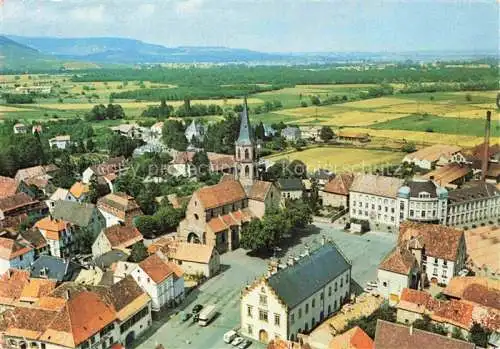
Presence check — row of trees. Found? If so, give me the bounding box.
[85,103,125,121]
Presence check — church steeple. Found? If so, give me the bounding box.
[235,97,256,187]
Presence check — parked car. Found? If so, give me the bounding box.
[367,281,378,288]
[192,304,203,314]
[192,313,199,323]
[223,330,238,344]
[232,337,243,346]
[180,312,191,322]
[238,340,252,349]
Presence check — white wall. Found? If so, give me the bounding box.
[92,233,111,259]
[98,208,123,228]
[350,192,398,227]
[377,269,409,304]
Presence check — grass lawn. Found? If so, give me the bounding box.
[264,146,405,173]
[370,114,500,137]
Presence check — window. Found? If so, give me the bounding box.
[41,344,46,349]
[259,309,268,322]
[334,282,337,292]
[409,210,414,217]
[312,299,316,308]
[421,211,426,218]
[340,278,343,287]
[247,305,253,317]
[259,294,267,306]
[298,308,302,318]
[346,274,349,283]
[291,314,295,325]
[328,286,332,296]
[194,213,199,220]
[274,313,280,326]
[433,268,438,276]
[382,281,387,287]
[320,292,324,300]
[247,324,253,335]
[443,260,447,266]
[305,303,309,314]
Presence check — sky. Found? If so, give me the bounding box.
[1,0,498,53]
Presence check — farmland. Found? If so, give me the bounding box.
[264,147,405,172]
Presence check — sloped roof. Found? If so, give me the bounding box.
[0,176,18,198]
[166,242,216,264]
[139,254,183,284]
[448,181,499,204]
[247,180,273,201]
[20,229,48,249]
[0,269,30,304]
[20,279,56,301]
[52,201,97,227]
[236,101,253,146]
[421,163,471,187]
[404,144,462,162]
[15,164,58,182]
[267,243,350,309]
[443,277,500,310]
[464,226,500,275]
[97,192,142,218]
[328,326,373,349]
[350,174,404,198]
[195,179,247,209]
[103,225,143,248]
[323,173,355,196]
[89,156,126,176]
[0,237,33,260]
[30,255,82,282]
[69,182,89,199]
[374,320,473,349]
[49,187,69,201]
[277,178,304,191]
[398,222,463,261]
[0,192,38,212]
[378,247,416,275]
[35,216,68,233]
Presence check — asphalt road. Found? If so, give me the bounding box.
[133,224,396,349]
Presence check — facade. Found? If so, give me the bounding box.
[52,201,106,237]
[46,187,69,212]
[13,123,27,134]
[0,193,47,225]
[446,182,500,226]
[150,121,164,140]
[110,123,143,139]
[320,173,355,208]
[397,179,448,225]
[97,192,143,227]
[0,237,35,275]
[92,225,143,258]
[67,181,90,203]
[402,144,465,170]
[185,120,204,144]
[277,178,304,203]
[82,157,127,192]
[349,174,404,228]
[281,126,301,142]
[34,216,74,258]
[169,151,235,178]
[130,254,184,311]
[235,102,257,188]
[240,243,351,343]
[48,135,71,149]
[247,180,280,218]
[298,126,322,141]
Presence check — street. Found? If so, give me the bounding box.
[133,224,396,349]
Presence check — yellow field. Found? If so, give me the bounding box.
[340,97,415,109]
[265,147,405,172]
[34,97,264,110]
[449,91,499,99]
[343,127,489,147]
[0,105,35,112]
[442,108,496,119]
[378,102,474,115]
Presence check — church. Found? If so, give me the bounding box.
[177,101,280,253]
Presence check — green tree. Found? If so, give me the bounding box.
[192,151,210,180]
[240,210,290,251]
[287,159,307,179]
[108,134,142,158]
[134,215,160,238]
[310,95,321,106]
[451,327,465,341]
[284,199,313,229]
[320,126,334,141]
[136,186,157,215]
[344,303,396,339]
[74,227,95,254]
[468,322,491,347]
[402,142,417,153]
[162,120,188,151]
[129,242,148,263]
[255,122,265,140]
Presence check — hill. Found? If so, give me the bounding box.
[7,35,288,64]
[0,36,64,71]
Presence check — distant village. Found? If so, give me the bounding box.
[0,102,499,349]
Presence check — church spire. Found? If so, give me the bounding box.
[236,97,253,146]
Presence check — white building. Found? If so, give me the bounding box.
[281,126,301,142]
[185,120,204,144]
[12,123,27,134]
[129,254,184,311]
[66,181,90,203]
[34,216,74,258]
[92,225,143,259]
[397,179,448,225]
[0,237,35,275]
[402,144,465,170]
[48,135,71,150]
[150,121,164,141]
[277,178,304,203]
[45,187,69,212]
[349,174,404,229]
[240,242,351,343]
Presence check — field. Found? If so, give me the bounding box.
[264,147,405,172]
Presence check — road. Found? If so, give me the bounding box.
[133,224,396,349]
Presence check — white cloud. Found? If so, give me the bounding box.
[175,0,204,15]
[69,4,105,22]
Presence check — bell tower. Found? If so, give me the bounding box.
[235,98,256,188]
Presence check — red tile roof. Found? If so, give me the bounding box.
[0,237,33,260]
[195,179,247,209]
[324,173,355,196]
[247,180,273,201]
[432,300,474,329]
[378,247,416,275]
[0,192,38,213]
[0,269,30,304]
[0,176,18,198]
[398,222,463,261]
[139,254,183,284]
[104,225,143,248]
[329,326,374,349]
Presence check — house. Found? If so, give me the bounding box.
[97,192,144,227]
[67,181,90,203]
[132,141,168,157]
[95,249,130,270]
[377,247,420,304]
[349,174,404,229]
[310,169,334,189]
[34,216,74,258]
[0,193,47,227]
[32,124,43,134]
[169,151,236,178]
[421,163,471,189]
[14,164,59,183]
[464,226,500,277]
[281,126,301,142]
[92,225,143,258]
[0,176,18,199]
[240,243,352,343]
[247,180,281,218]
[0,275,152,349]
[48,135,71,149]
[153,239,220,278]
[0,237,35,275]
[30,255,82,282]
[402,144,465,170]
[336,130,370,143]
[177,179,254,252]
[397,179,448,225]
[19,228,49,258]
[150,121,164,140]
[129,254,184,311]
[327,326,374,349]
[442,276,500,304]
[185,119,204,144]
[398,222,466,286]
[45,187,69,212]
[446,181,500,227]
[277,178,304,202]
[263,124,277,138]
[82,156,127,192]
[299,126,322,141]
[52,200,106,237]
[12,123,27,134]
[321,173,355,208]
[373,319,474,349]
[110,123,143,139]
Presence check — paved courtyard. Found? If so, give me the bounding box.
[133,224,396,349]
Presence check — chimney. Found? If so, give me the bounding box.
[287,255,295,267]
[304,244,310,256]
[64,289,71,300]
[481,111,491,181]
[409,325,413,336]
[321,235,326,246]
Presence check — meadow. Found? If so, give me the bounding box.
[264,147,405,172]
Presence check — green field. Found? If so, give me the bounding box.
[370,114,500,137]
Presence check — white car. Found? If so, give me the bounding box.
[224,330,237,344]
[367,281,378,288]
[232,337,244,346]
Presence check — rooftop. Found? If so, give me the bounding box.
[443,276,500,310]
[277,178,304,191]
[139,254,183,284]
[404,144,462,163]
[421,163,471,187]
[323,173,355,196]
[195,179,247,209]
[68,181,90,199]
[0,192,38,213]
[30,255,82,282]
[464,225,500,275]
[236,101,253,146]
[0,176,18,199]
[247,181,274,201]
[52,201,98,227]
[0,237,33,260]
[378,247,416,275]
[350,174,404,198]
[328,326,374,349]
[448,181,499,204]
[159,241,216,264]
[103,225,143,249]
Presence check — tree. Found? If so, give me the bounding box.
[240,209,290,251]
[74,227,95,254]
[255,122,265,140]
[162,120,188,151]
[192,151,210,180]
[129,242,148,263]
[284,200,313,229]
[136,186,157,215]
[86,176,110,204]
[402,142,417,153]
[451,327,465,341]
[287,159,307,179]
[344,303,396,339]
[86,138,95,152]
[134,215,160,238]
[156,203,184,232]
[108,134,142,158]
[310,95,321,106]
[468,322,491,347]
[319,126,334,142]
